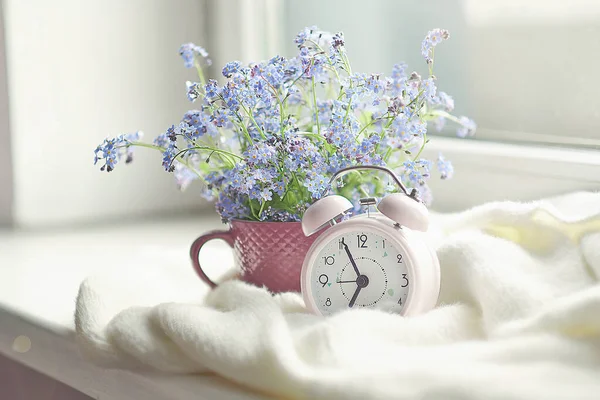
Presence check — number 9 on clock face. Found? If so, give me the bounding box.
[308,230,410,316]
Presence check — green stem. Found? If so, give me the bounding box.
[284,69,312,106]
[359,185,370,198]
[304,38,344,98]
[305,39,342,81]
[248,201,259,220]
[214,93,252,146]
[127,142,205,182]
[341,51,353,76]
[343,96,352,126]
[312,76,321,135]
[261,76,286,136]
[425,109,462,124]
[169,146,243,170]
[194,60,207,86]
[383,147,393,163]
[428,48,435,77]
[240,102,266,139]
[413,133,428,161]
[233,110,254,145]
[281,183,292,202]
[406,89,425,110]
[355,114,393,139]
[297,131,327,143]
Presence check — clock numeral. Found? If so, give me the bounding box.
[397,254,403,263]
[401,273,409,288]
[318,274,329,287]
[357,234,368,248]
[323,255,335,265]
[325,298,332,307]
[382,239,386,249]
[398,297,402,305]
[339,239,344,250]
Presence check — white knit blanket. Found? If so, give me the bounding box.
[75,192,600,399]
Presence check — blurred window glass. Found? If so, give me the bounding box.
[282,0,600,149]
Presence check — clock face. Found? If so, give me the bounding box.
[309,230,410,316]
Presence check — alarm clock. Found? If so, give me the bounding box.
[300,165,440,316]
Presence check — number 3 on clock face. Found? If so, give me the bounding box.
[308,230,410,316]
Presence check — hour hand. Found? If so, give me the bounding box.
[341,238,360,277]
[349,286,362,308]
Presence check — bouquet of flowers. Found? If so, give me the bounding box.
[94,27,475,222]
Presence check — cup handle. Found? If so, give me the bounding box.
[190,229,234,288]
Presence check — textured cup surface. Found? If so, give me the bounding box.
[190,220,321,293]
[230,220,319,293]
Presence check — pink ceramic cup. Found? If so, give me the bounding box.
[190,220,320,293]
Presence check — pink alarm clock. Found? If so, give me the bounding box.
[300,165,440,316]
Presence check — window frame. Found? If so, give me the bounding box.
[424,137,600,211]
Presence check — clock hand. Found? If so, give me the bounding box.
[336,280,357,284]
[349,285,362,308]
[341,237,361,277]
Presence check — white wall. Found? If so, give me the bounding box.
[0,3,12,226]
[205,0,283,76]
[4,0,209,228]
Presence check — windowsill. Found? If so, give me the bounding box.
[0,214,267,400]
[424,137,600,211]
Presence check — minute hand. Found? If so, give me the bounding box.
[342,239,361,277]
